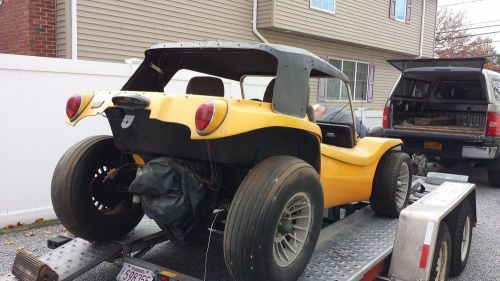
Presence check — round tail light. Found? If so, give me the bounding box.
[66,95,82,120]
[195,101,215,133]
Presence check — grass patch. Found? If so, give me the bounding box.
[0,219,61,235]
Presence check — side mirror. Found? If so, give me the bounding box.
[367,125,385,138]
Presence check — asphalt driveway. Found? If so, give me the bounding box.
[1,164,499,281]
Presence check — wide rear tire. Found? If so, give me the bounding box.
[224,156,323,281]
[51,136,144,242]
[370,151,412,218]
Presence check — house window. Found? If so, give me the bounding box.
[326,58,369,101]
[310,0,336,14]
[394,0,407,21]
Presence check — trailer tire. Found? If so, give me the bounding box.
[51,136,144,242]
[487,170,500,187]
[449,201,473,276]
[224,156,323,281]
[430,223,452,281]
[370,152,412,218]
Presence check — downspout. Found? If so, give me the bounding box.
[71,0,77,60]
[252,0,269,43]
[416,0,426,58]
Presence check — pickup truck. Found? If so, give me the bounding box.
[383,58,500,187]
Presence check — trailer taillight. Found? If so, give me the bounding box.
[382,105,391,129]
[195,100,228,135]
[486,112,500,137]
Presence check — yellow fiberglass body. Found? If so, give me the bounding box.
[71,90,402,210]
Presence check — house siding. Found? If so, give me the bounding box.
[261,30,407,110]
[75,0,259,62]
[267,0,434,57]
[55,0,70,58]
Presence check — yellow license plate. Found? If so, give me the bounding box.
[424,142,443,151]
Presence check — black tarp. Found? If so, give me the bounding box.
[129,157,218,242]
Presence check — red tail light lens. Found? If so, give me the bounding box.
[66,95,82,120]
[486,112,500,136]
[195,101,215,133]
[382,105,390,129]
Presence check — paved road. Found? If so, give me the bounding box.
[1,165,499,281]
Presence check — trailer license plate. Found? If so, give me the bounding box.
[117,263,154,281]
[424,142,443,151]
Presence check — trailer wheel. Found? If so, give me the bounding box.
[51,136,144,242]
[430,223,452,281]
[224,156,323,281]
[487,169,500,188]
[370,152,412,218]
[449,201,473,276]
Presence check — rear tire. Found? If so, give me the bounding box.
[51,136,144,242]
[449,201,473,276]
[487,169,500,187]
[370,152,412,218]
[224,156,323,281]
[430,223,451,281]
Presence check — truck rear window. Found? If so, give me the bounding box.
[435,80,483,100]
[393,78,430,98]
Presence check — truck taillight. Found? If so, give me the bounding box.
[382,105,391,129]
[195,100,228,135]
[486,112,500,137]
[66,95,82,121]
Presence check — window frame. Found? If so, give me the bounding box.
[394,0,407,22]
[325,57,370,102]
[309,0,336,14]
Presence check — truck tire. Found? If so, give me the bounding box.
[370,152,412,218]
[449,201,473,276]
[51,136,144,242]
[430,222,451,281]
[487,170,500,187]
[224,156,323,281]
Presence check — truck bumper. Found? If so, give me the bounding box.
[462,146,498,159]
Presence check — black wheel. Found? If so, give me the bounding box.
[370,152,412,218]
[224,156,323,281]
[487,169,500,187]
[430,223,452,281]
[449,201,473,276]
[51,136,144,242]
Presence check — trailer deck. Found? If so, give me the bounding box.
[1,173,476,281]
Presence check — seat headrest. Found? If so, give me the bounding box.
[186,76,225,97]
[263,79,275,103]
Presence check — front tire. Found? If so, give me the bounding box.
[370,152,412,218]
[224,156,323,281]
[51,136,144,242]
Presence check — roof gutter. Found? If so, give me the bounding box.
[416,0,426,58]
[252,0,269,43]
[71,0,77,60]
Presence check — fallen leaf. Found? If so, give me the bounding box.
[16,222,23,226]
[4,225,15,229]
[3,240,14,245]
[34,218,45,223]
[24,232,34,237]
[16,246,24,251]
[44,231,53,235]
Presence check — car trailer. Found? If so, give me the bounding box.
[1,172,476,281]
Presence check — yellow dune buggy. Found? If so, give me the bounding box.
[52,42,411,281]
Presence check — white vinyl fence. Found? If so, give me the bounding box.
[0,54,381,227]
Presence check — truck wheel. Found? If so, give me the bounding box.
[449,201,473,276]
[430,223,451,281]
[487,170,500,187]
[224,156,323,281]
[370,152,412,218]
[51,136,144,242]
